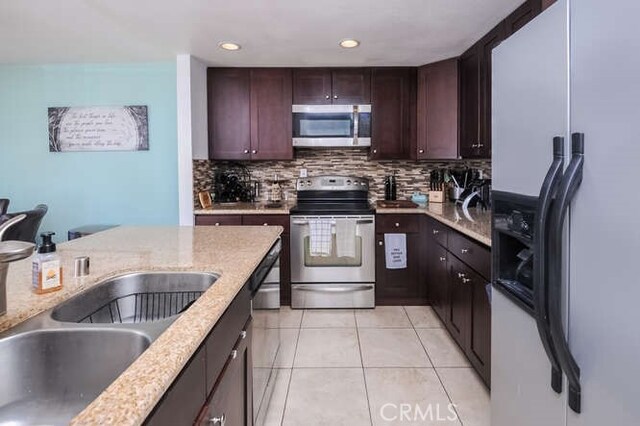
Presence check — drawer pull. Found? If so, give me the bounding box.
[214,223,220,226]
[230,349,238,360]
[432,229,439,235]
[462,277,471,284]
[457,272,466,279]
[378,241,383,246]
[263,223,269,226]
[240,330,247,339]
[439,256,446,262]
[395,223,400,227]
[209,414,226,425]
[461,248,469,254]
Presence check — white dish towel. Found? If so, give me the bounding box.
[335,218,357,258]
[384,233,407,269]
[309,219,333,257]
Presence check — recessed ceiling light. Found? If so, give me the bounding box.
[218,42,241,51]
[339,39,360,49]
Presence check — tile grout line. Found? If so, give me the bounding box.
[279,309,303,426]
[354,309,375,426]
[409,306,465,426]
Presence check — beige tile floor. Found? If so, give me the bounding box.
[265,306,490,426]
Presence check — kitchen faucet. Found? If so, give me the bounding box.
[0,215,36,316]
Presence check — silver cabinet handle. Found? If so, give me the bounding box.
[214,222,220,226]
[209,414,226,425]
[419,149,424,154]
[252,150,257,154]
[432,229,439,235]
[439,256,446,262]
[230,350,238,360]
[395,223,400,227]
[263,223,269,226]
[325,95,330,99]
[243,149,249,154]
[334,95,338,99]
[378,241,383,246]
[240,330,247,339]
[372,149,377,154]
[458,272,466,278]
[462,277,471,284]
[461,248,469,254]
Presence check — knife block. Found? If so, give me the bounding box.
[428,189,446,203]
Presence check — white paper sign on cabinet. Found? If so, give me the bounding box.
[48,106,149,152]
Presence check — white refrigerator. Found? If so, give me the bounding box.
[491,0,640,425]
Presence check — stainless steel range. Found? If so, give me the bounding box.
[290,176,375,308]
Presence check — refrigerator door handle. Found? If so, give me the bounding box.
[533,136,565,394]
[548,132,585,414]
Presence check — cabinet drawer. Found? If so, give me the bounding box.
[426,217,448,248]
[449,231,491,280]
[376,214,420,233]
[205,284,251,394]
[195,215,242,226]
[242,214,290,234]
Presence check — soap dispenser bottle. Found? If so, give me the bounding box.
[32,232,63,294]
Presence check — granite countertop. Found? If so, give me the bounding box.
[194,201,292,215]
[1,226,282,425]
[376,203,492,247]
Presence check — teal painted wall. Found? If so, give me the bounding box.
[0,63,178,240]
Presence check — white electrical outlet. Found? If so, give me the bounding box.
[300,168,308,178]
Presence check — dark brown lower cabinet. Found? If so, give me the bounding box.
[196,319,253,426]
[423,216,491,387]
[145,284,252,425]
[375,214,426,305]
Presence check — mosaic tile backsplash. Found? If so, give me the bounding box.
[194,149,491,205]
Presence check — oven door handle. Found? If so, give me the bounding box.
[293,284,374,293]
[291,219,373,226]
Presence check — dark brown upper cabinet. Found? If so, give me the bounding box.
[292,68,370,105]
[417,58,459,160]
[370,67,417,160]
[207,68,252,160]
[459,47,481,159]
[505,0,542,37]
[249,69,293,160]
[208,68,293,161]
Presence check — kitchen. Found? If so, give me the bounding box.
[0,0,638,425]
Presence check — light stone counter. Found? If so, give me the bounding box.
[0,226,282,425]
[376,203,492,247]
[194,202,292,215]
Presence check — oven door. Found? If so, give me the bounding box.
[290,215,375,283]
[292,105,371,147]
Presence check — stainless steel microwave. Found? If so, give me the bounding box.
[292,104,371,148]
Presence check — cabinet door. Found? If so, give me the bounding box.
[447,256,472,348]
[197,320,252,426]
[331,68,371,104]
[417,59,459,159]
[375,231,423,305]
[478,23,506,159]
[292,68,332,104]
[428,243,450,321]
[208,69,251,160]
[370,68,417,160]
[458,47,481,159]
[250,69,293,160]
[469,268,491,385]
[504,0,542,37]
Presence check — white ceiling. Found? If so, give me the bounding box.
[0,0,524,66]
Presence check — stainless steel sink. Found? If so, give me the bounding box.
[52,272,218,324]
[0,271,219,424]
[0,328,150,425]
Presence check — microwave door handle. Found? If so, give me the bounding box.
[353,105,359,146]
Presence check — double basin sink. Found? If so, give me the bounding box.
[0,271,218,425]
